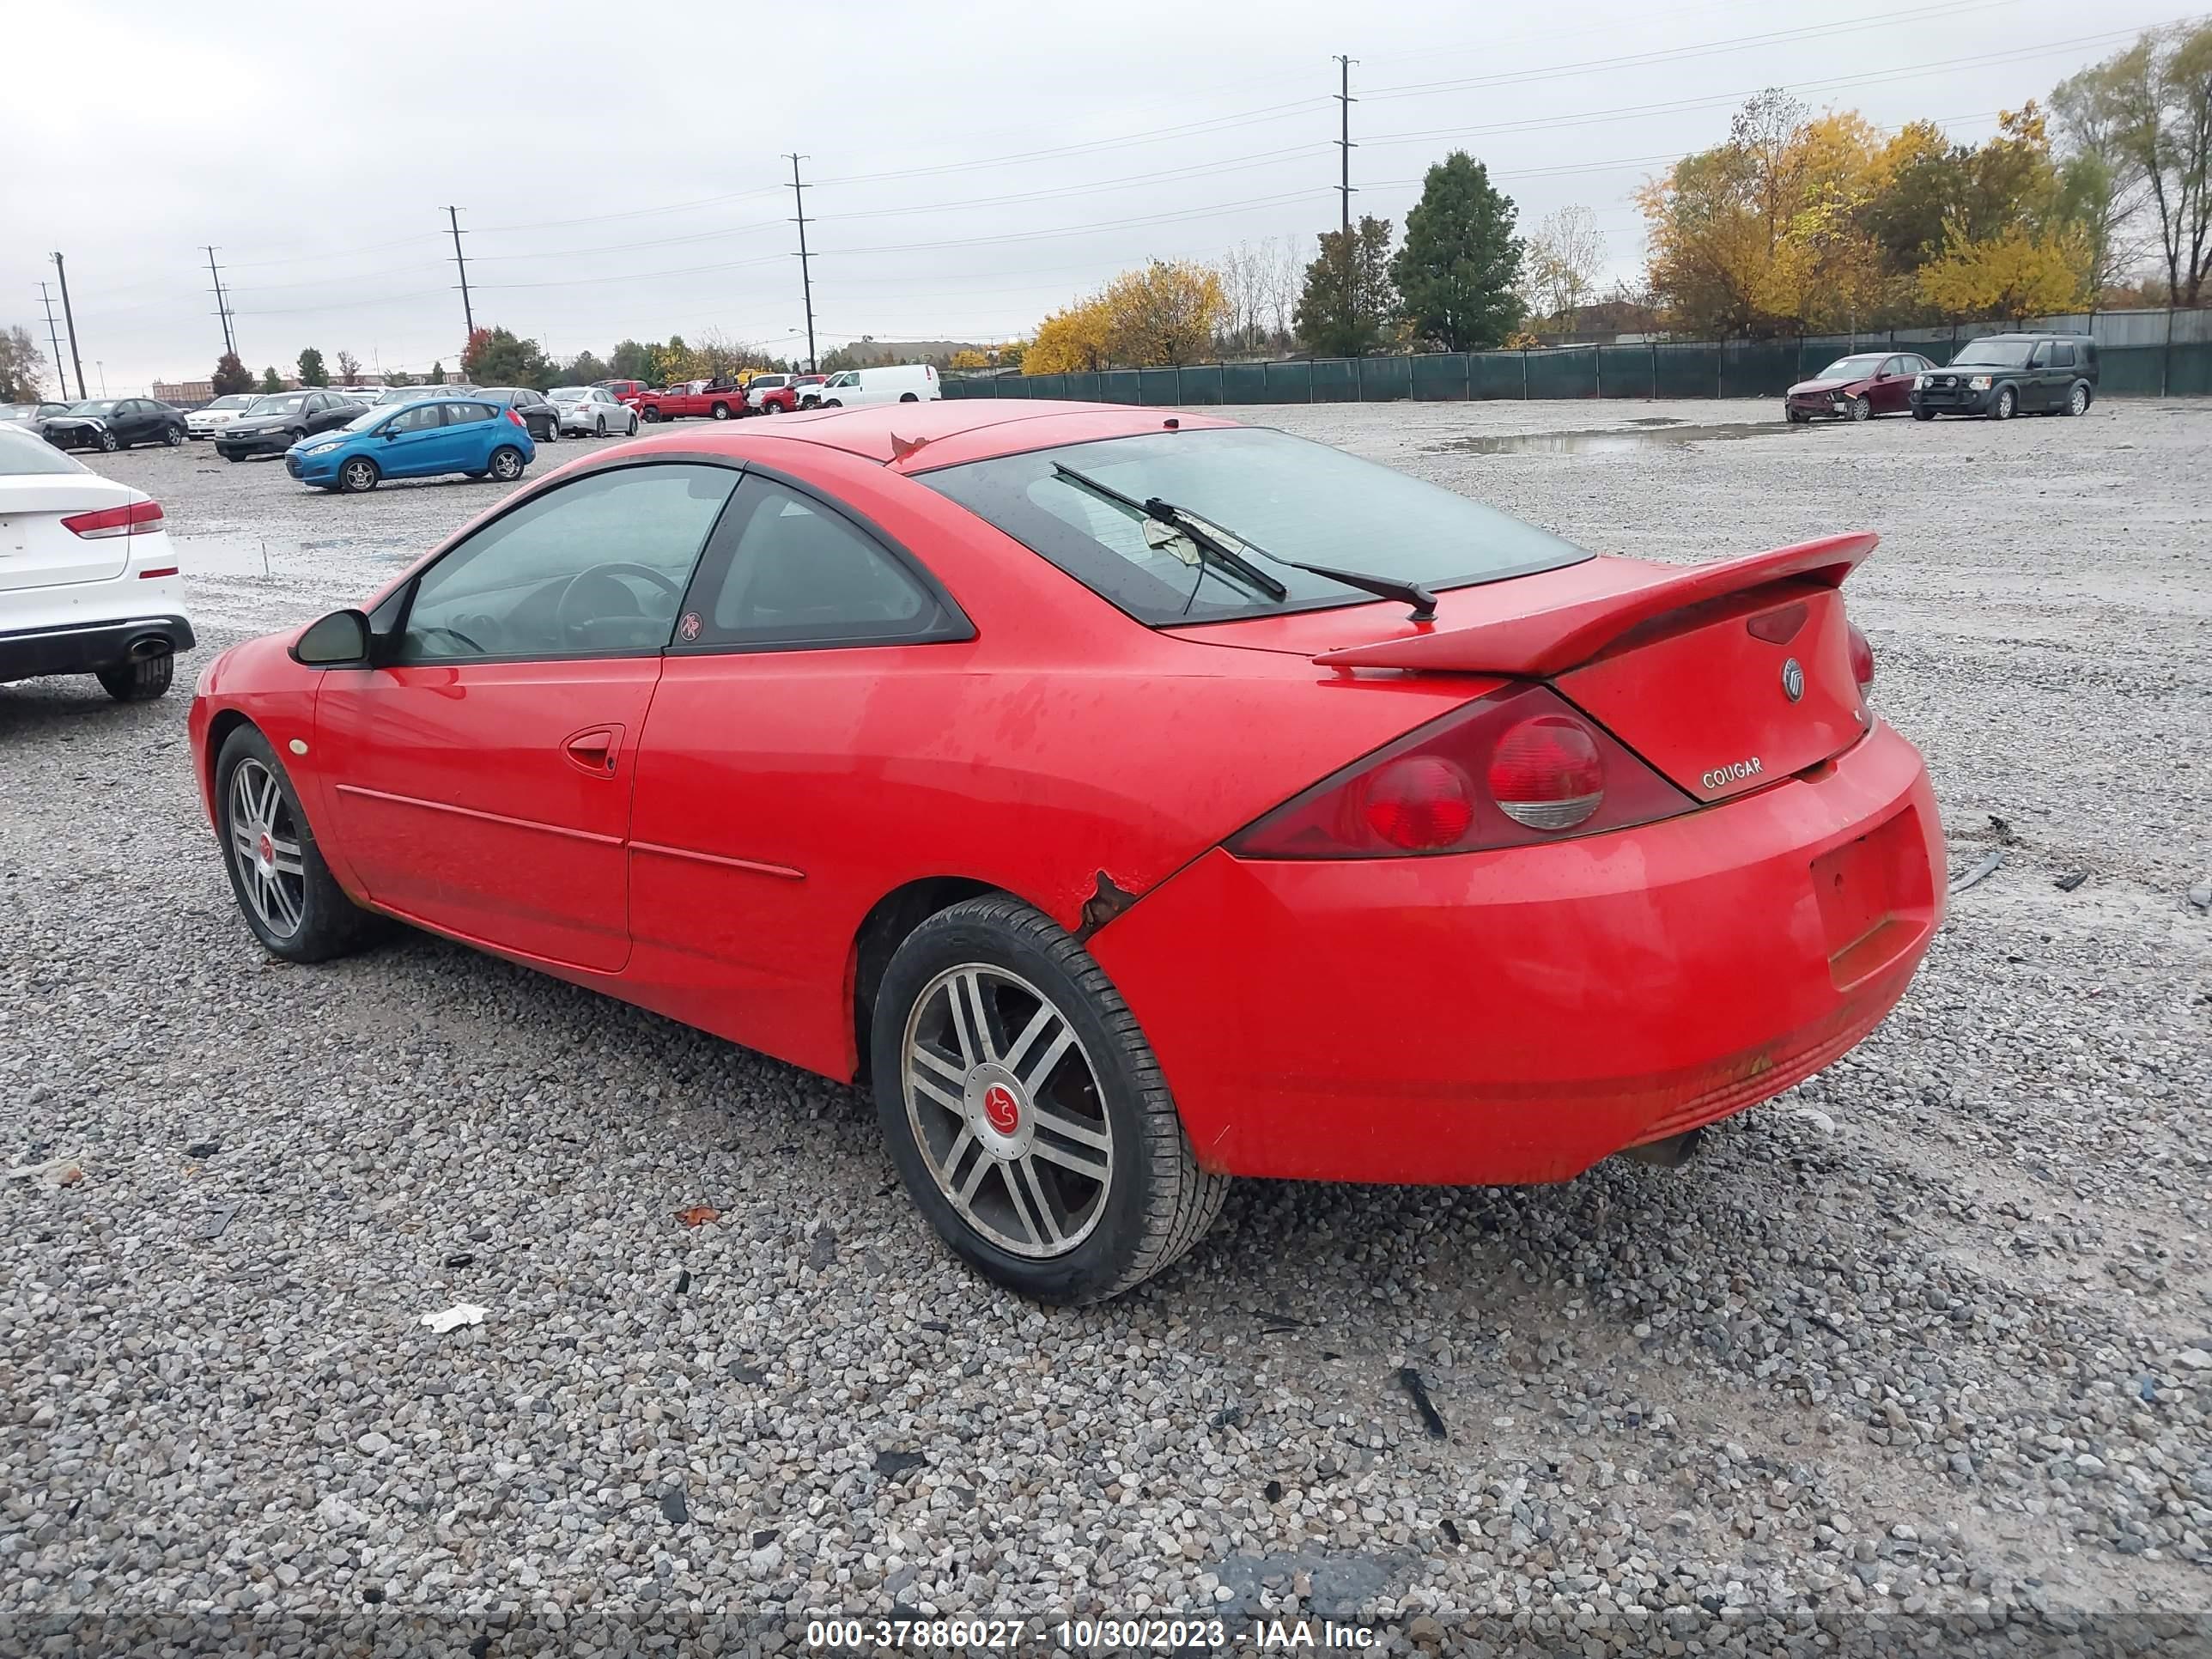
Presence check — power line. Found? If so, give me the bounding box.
[446,207,475,342]
[36,283,68,403]
[787,154,817,375]
[50,254,86,401]
[204,246,236,361]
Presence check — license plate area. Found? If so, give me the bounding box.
[1811,806,1935,990]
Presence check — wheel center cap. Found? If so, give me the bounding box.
[255,831,274,876]
[962,1063,1034,1159]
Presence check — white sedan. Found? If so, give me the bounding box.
[547,386,639,437]
[0,425,193,701]
[185,394,258,439]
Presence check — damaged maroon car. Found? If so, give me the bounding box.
[1783,352,1934,424]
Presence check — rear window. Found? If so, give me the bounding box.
[919,426,1589,626]
[0,428,89,476]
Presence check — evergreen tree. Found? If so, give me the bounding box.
[1294,216,1398,356]
[295,347,329,386]
[210,353,252,397]
[1392,152,1525,351]
[258,366,283,393]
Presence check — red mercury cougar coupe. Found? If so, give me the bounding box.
[189,401,1946,1303]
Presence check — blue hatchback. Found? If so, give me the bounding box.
[286,396,536,493]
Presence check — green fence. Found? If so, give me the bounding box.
[945,328,2212,406]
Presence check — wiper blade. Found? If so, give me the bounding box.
[1048,462,1438,622]
[1050,463,1286,603]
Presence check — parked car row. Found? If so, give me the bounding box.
[607,363,942,423]
[1783,334,2100,423]
[3,398,190,452]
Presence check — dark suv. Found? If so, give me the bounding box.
[1911,333,2100,421]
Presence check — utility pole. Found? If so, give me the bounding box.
[1333,55,1357,234]
[204,246,236,360]
[786,154,817,374]
[37,283,68,402]
[445,206,475,344]
[50,252,87,400]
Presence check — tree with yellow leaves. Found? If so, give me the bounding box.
[1100,259,1227,366]
[948,349,991,370]
[1917,223,2088,319]
[1024,297,1115,374]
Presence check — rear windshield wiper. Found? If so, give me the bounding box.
[1049,462,1437,622]
[1051,463,1285,605]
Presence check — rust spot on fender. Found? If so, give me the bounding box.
[1074,871,1138,942]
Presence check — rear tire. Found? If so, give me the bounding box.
[899,392,920,402]
[488,446,525,483]
[594,415,606,437]
[96,651,173,702]
[2066,381,2090,416]
[871,895,1229,1304]
[214,726,376,963]
[711,402,732,420]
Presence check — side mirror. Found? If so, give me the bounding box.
[292,608,372,667]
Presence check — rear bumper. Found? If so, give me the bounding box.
[0,613,197,683]
[1089,720,1944,1185]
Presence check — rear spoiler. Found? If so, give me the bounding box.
[1312,532,1877,677]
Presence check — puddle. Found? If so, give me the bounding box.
[1431,422,1800,455]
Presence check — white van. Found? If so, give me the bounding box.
[802,363,940,410]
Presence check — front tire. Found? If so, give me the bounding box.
[214,726,375,963]
[487,446,525,483]
[823,398,842,408]
[871,896,1229,1304]
[1990,386,2016,421]
[96,651,173,702]
[97,430,118,453]
[1912,406,1935,421]
[337,456,380,494]
[1849,394,1871,422]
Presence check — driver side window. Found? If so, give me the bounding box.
[398,463,738,664]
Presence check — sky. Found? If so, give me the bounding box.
[3,0,2185,396]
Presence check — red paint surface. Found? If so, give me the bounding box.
[190,404,1945,1187]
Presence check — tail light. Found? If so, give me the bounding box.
[1847,623,1875,691]
[507,409,526,428]
[1228,684,1695,859]
[63,500,164,539]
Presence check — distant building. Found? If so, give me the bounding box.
[153,380,215,404]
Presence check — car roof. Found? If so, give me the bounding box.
[625,398,1235,468]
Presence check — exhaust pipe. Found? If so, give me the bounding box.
[1619,1127,1704,1169]
[129,635,172,660]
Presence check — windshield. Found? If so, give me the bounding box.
[921,427,1590,625]
[343,407,392,432]
[372,387,419,404]
[250,394,307,415]
[207,395,255,410]
[0,427,90,475]
[66,400,118,416]
[1816,356,1887,380]
[1952,339,2035,368]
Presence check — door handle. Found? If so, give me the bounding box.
[562,724,623,776]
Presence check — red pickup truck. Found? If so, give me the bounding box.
[635,380,748,422]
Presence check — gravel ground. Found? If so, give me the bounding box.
[3,400,2209,1656]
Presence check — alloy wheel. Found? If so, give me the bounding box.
[2069,384,2088,416]
[228,759,306,939]
[490,448,523,481]
[902,963,1113,1259]
[342,459,376,492]
[594,416,606,437]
